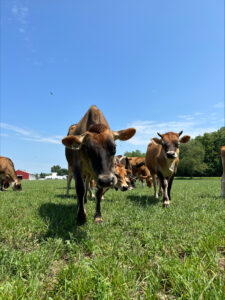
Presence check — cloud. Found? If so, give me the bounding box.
[0,122,31,136]
[11,3,29,25]
[126,112,222,146]
[0,122,62,145]
[213,102,224,109]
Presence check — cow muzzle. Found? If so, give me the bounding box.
[166,151,177,159]
[120,185,129,192]
[97,173,117,188]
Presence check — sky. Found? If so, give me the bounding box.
[0,0,224,173]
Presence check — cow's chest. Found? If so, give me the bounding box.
[159,160,176,178]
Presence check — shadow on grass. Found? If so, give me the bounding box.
[127,194,159,207]
[39,203,87,242]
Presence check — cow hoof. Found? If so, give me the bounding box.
[94,215,103,223]
[77,210,87,224]
[163,201,170,207]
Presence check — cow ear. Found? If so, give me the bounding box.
[179,135,190,144]
[62,135,85,149]
[152,138,162,145]
[113,128,136,141]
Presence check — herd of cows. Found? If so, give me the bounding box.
[1,105,225,224]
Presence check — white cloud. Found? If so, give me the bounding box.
[213,102,224,109]
[127,112,222,146]
[0,122,31,136]
[0,122,62,145]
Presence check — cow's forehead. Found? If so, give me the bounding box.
[86,130,114,147]
[162,132,179,141]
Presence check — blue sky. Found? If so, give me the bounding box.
[1,0,224,173]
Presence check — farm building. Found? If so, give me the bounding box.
[16,170,37,180]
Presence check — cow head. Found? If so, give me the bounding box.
[12,179,22,191]
[62,124,136,188]
[152,131,190,160]
[114,164,132,191]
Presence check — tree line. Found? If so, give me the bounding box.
[124,127,225,177]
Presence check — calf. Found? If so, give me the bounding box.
[145,131,190,206]
[0,156,22,191]
[220,146,225,198]
[62,105,136,223]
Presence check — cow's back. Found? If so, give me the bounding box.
[0,156,17,181]
[65,106,110,168]
[74,105,109,135]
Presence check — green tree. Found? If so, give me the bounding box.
[124,149,145,157]
[51,165,61,173]
[178,140,207,177]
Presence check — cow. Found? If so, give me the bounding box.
[62,105,136,223]
[128,157,152,188]
[116,155,136,189]
[145,131,190,207]
[220,146,225,198]
[0,156,22,191]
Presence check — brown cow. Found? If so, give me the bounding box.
[128,157,152,188]
[145,131,190,206]
[116,155,136,190]
[220,146,225,198]
[62,105,136,223]
[0,156,22,191]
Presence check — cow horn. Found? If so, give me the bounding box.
[157,132,163,138]
[178,131,183,137]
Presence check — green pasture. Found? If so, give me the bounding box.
[0,179,224,299]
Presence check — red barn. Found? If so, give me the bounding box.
[16,170,36,180]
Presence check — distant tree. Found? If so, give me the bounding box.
[40,172,49,178]
[178,140,207,177]
[51,165,61,173]
[58,168,68,176]
[50,165,68,176]
[124,149,145,157]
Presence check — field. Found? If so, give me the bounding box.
[0,179,224,299]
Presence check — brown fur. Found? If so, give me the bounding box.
[128,157,152,188]
[145,131,190,206]
[0,156,22,191]
[62,105,136,223]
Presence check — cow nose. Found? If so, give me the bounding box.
[97,174,117,188]
[166,151,177,159]
[121,185,128,191]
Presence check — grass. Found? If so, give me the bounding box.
[0,179,224,299]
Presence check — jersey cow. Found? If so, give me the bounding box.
[128,157,152,188]
[220,146,225,198]
[62,105,136,223]
[0,156,22,191]
[145,131,190,207]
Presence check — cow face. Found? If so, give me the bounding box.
[62,124,136,189]
[152,131,190,160]
[114,164,132,191]
[12,180,22,191]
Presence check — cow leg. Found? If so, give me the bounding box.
[152,175,158,198]
[66,171,73,197]
[158,182,162,197]
[94,187,104,223]
[89,180,95,199]
[221,173,225,198]
[168,174,175,201]
[157,172,170,207]
[74,170,86,224]
[83,176,90,204]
